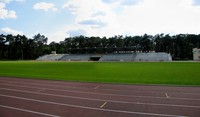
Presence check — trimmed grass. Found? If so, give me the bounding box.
[0,61,200,86]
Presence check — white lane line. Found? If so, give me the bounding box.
[1,87,200,108]
[0,105,60,117]
[100,102,107,108]
[36,88,46,93]
[165,93,170,98]
[1,79,199,96]
[0,94,186,117]
[1,83,200,101]
[0,80,90,90]
[94,86,100,89]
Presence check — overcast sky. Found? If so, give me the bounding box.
[1,0,200,43]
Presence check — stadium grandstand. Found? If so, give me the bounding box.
[37,52,172,61]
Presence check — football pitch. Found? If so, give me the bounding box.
[0,61,200,86]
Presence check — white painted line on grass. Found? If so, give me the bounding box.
[0,94,187,117]
[1,83,200,101]
[1,87,200,109]
[0,105,60,117]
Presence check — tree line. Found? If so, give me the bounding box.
[0,33,200,60]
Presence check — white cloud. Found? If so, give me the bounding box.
[102,0,142,6]
[67,29,86,37]
[48,25,89,43]
[62,0,121,37]
[63,0,113,26]
[0,2,17,19]
[61,0,200,38]
[48,28,87,43]
[0,0,25,4]
[78,19,107,28]
[33,2,58,12]
[1,27,23,35]
[48,30,69,43]
[0,0,12,3]
[47,0,200,42]
[15,0,25,2]
[0,2,5,8]
[117,0,200,35]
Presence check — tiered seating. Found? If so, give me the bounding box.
[60,54,91,61]
[37,54,66,61]
[134,53,172,61]
[99,54,134,61]
[37,53,172,61]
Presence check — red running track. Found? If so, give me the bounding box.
[0,77,200,117]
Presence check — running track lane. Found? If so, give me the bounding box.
[0,77,200,117]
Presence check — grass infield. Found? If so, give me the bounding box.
[0,61,200,86]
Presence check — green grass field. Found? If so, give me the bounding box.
[0,61,200,86]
